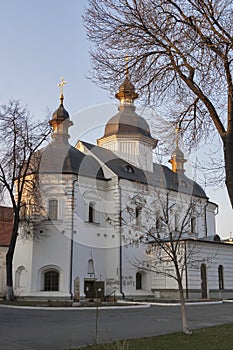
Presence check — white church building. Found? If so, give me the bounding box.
[13,76,233,301]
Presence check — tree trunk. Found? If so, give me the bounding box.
[224,134,233,208]
[6,215,19,300]
[175,269,192,335]
[178,280,191,334]
[6,250,15,300]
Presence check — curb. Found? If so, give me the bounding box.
[119,300,223,306]
[0,299,226,310]
[0,304,151,311]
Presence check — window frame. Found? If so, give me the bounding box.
[218,265,224,290]
[88,201,95,223]
[191,217,197,233]
[174,213,179,231]
[44,270,59,291]
[136,272,142,290]
[48,199,58,221]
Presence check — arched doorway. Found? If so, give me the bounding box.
[136,272,142,290]
[201,263,207,298]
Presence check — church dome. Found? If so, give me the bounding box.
[49,90,73,142]
[169,146,186,174]
[97,72,157,172]
[171,146,184,159]
[52,95,70,121]
[101,75,152,139]
[103,108,152,138]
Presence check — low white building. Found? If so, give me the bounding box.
[13,76,233,300]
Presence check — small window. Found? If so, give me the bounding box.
[88,202,95,223]
[44,271,59,291]
[156,212,163,229]
[179,180,187,187]
[87,259,94,275]
[48,199,58,221]
[136,272,142,290]
[124,164,134,173]
[175,213,179,231]
[191,217,197,233]
[218,265,224,290]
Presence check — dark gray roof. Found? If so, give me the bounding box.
[52,102,70,121]
[32,139,106,180]
[199,234,221,242]
[81,141,207,198]
[102,106,152,139]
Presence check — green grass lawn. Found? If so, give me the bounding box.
[70,323,233,350]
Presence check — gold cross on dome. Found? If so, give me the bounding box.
[57,77,67,96]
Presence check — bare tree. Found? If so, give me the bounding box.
[119,187,208,335]
[84,0,233,206]
[0,100,50,300]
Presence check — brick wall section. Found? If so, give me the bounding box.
[0,206,13,247]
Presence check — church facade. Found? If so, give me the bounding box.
[13,77,233,301]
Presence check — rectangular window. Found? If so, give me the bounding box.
[175,213,179,231]
[156,211,162,229]
[88,202,95,223]
[48,199,58,221]
[218,265,224,290]
[44,271,59,291]
[191,217,196,233]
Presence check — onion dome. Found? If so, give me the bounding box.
[49,79,73,142]
[115,76,139,107]
[103,107,152,138]
[169,126,187,174]
[169,146,187,174]
[98,75,156,145]
[51,94,70,121]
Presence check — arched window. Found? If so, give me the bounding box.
[44,271,59,291]
[136,272,142,290]
[88,202,95,223]
[218,265,224,290]
[48,199,58,220]
[87,259,94,275]
[15,266,26,289]
[201,263,207,298]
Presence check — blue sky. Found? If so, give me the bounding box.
[1,0,232,237]
[0,0,109,114]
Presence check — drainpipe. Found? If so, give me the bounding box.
[204,200,208,237]
[118,178,125,299]
[185,240,189,299]
[70,176,78,299]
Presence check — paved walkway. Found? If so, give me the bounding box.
[0,302,233,350]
